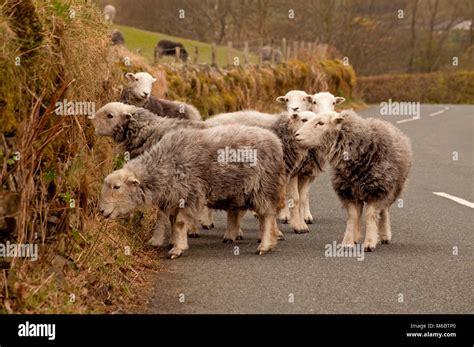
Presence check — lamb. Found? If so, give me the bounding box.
[99,125,286,258]
[207,110,318,235]
[120,72,201,121]
[103,5,116,23]
[295,110,413,251]
[93,102,212,242]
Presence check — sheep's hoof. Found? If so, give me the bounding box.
[277,233,286,241]
[256,249,270,255]
[381,240,390,244]
[202,223,214,230]
[279,218,289,224]
[364,246,375,252]
[188,232,199,238]
[305,218,314,224]
[168,249,183,259]
[222,238,234,244]
[236,235,243,240]
[293,228,309,234]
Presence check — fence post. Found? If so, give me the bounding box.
[244,41,249,66]
[282,38,287,62]
[286,45,291,61]
[193,46,199,64]
[175,46,180,63]
[227,41,233,67]
[293,41,298,60]
[211,43,217,67]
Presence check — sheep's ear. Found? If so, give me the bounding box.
[125,72,135,81]
[335,97,346,105]
[276,96,286,104]
[152,78,157,83]
[304,95,313,103]
[330,112,346,125]
[126,176,140,186]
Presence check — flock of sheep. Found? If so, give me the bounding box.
[92,72,413,259]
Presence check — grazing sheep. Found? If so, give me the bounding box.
[154,40,188,62]
[261,46,283,64]
[93,102,212,241]
[207,110,318,234]
[111,29,124,45]
[306,91,345,113]
[276,90,311,113]
[99,125,286,258]
[295,110,413,251]
[120,72,201,121]
[103,5,116,23]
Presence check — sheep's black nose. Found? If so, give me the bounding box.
[143,92,149,97]
[292,107,299,111]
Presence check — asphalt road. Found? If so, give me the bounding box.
[147,105,473,314]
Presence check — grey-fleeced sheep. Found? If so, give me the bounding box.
[295,110,413,251]
[207,110,319,234]
[93,102,212,242]
[99,125,286,258]
[120,72,201,121]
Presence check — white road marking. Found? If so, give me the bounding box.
[433,192,474,209]
[396,116,420,124]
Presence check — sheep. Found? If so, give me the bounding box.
[103,5,116,23]
[93,102,212,241]
[306,91,346,113]
[207,110,318,235]
[99,125,286,258]
[261,46,283,64]
[276,90,311,113]
[120,72,201,121]
[295,110,413,251]
[154,40,188,62]
[111,29,124,45]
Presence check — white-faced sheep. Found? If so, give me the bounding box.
[103,5,116,23]
[295,110,413,251]
[120,72,201,120]
[99,125,286,258]
[207,110,318,235]
[93,102,212,241]
[306,91,345,113]
[276,90,312,113]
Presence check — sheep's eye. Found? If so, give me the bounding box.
[313,101,317,104]
[285,98,288,102]
[332,101,336,105]
[107,113,113,119]
[113,185,120,190]
[315,121,324,127]
[135,78,139,82]
[302,119,308,122]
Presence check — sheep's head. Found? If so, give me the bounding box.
[276,90,311,113]
[93,102,136,137]
[287,110,318,133]
[295,111,346,149]
[124,72,156,101]
[305,92,345,113]
[99,168,144,219]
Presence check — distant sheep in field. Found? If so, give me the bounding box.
[120,72,201,120]
[295,110,413,251]
[154,40,188,62]
[261,46,283,64]
[103,5,116,23]
[111,29,124,45]
[99,125,286,258]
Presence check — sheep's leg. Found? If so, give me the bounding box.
[288,176,308,234]
[168,209,192,259]
[298,176,314,224]
[257,214,278,255]
[341,202,361,246]
[236,210,246,240]
[273,219,285,241]
[363,203,380,252]
[168,211,178,248]
[354,203,363,244]
[148,209,170,247]
[278,176,296,223]
[199,206,215,230]
[378,207,392,244]
[187,217,200,238]
[223,210,242,243]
